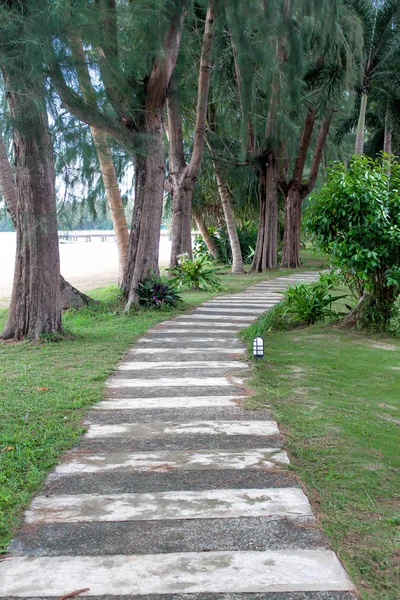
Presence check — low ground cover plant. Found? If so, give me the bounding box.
[169,253,224,291]
[281,281,347,325]
[136,277,181,309]
[242,321,400,599]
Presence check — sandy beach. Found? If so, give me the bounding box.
[0,232,172,308]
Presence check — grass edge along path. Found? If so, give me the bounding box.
[0,258,326,553]
[241,321,400,600]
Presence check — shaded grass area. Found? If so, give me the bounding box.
[0,265,317,552]
[242,323,400,600]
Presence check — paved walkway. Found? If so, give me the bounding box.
[0,273,356,599]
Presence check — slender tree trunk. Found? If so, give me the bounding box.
[251,167,267,272]
[1,77,61,340]
[280,186,302,268]
[169,177,194,267]
[193,210,219,259]
[251,153,278,272]
[280,112,332,269]
[384,109,392,155]
[122,112,166,311]
[168,1,215,268]
[213,160,245,274]
[89,127,129,281]
[355,91,368,155]
[68,34,129,282]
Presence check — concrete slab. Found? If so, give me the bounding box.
[107,377,233,389]
[77,434,282,453]
[93,396,242,410]
[0,592,357,600]
[53,448,290,475]
[86,407,274,424]
[42,469,301,496]
[84,421,278,438]
[25,488,312,524]
[129,348,246,355]
[9,515,324,557]
[0,550,354,596]
[112,368,248,379]
[117,361,249,371]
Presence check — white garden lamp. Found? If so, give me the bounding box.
[253,336,264,359]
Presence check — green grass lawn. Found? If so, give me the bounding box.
[1,264,326,553]
[242,323,400,600]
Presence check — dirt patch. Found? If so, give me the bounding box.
[378,403,398,411]
[370,342,398,351]
[375,414,400,426]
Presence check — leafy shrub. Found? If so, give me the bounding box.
[169,253,224,291]
[281,281,347,325]
[136,277,181,309]
[193,223,258,264]
[306,154,400,327]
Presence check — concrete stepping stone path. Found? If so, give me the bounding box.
[0,272,356,600]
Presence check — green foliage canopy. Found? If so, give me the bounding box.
[306,154,400,323]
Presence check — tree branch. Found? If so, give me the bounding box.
[304,113,332,195]
[95,0,137,125]
[291,107,316,185]
[47,49,136,149]
[146,1,187,116]
[188,0,215,178]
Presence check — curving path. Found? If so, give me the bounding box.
[0,272,356,599]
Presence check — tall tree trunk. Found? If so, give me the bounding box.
[280,186,302,269]
[193,209,219,259]
[384,108,392,155]
[213,160,245,274]
[1,75,61,340]
[90,127,129,282]
[251,153,278,272]
[52,3,186,311]
[169,178,194,266]
[68,34,129,282]
[122,112,166,311]
[355,91,368,155]
[168,1,215,268]
[280,112,332,269]
[0,130,94,311]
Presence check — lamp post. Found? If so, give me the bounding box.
[253,336,264,359]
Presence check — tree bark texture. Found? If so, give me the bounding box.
[122,113,166,310]
[0,129,94,312]
[1,77,61,340]
[280,112,332,268]
[167,1,215,269]
[251,153,278,272]
[213,160,245,274]
[52,1,186,309]
[355,92,368,155]
[193,210,219,259]
[384,108,392,155]
[90,127,129,282]
[280,186,302,269]
[0,133,17,223]
[68,33,129,282]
